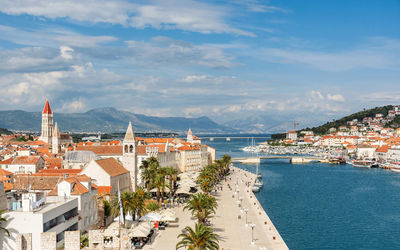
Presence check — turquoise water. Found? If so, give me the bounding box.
[204,136,400,250]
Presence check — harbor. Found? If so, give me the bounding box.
[142,165,288,250]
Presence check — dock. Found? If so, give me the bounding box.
[233,156,329,164]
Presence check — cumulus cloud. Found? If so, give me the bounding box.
[0,0,253,36]
[59,98,87,112]
[327,93,345,102]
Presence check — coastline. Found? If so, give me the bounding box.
[228,166,288,250]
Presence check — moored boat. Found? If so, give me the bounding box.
[352,160,373,168]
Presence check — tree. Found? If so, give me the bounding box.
[132,188,148,220]
[154,168,167,206]
[0,210,9,236]
[111,191,134,227]
[176,223,219,250]
[146,201,160,212]
[166,167,178,198]
[184,193,217,224]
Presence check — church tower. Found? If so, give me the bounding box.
[52,122,60,154]
[122,122,137,191]
[187,128,193,143]
[39,99,53,144]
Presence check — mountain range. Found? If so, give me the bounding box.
[0,107,235,133]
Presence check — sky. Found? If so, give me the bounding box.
[0,0,399,130]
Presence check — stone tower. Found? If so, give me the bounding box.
[122,122,137,191]
[187,128,193,142]
[39,99,53,144]
[52,122,60,154]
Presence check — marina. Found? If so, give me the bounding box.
[206,136,400,250]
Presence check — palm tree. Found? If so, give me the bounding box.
[132,188,148,220]
[176,223,219,250]
[140,157,159,191]
[166,167,178,198]
[111,191,134,226]
[222,154,232,174]
[0,210,9,236]
[183,193,217,224]
[154,169,167,206]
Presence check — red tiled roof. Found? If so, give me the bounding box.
[0,158,13,165]
[0,169,13,176]
[45,158,62,169]
[95,158,129,177]
[98,186,112,195]
[43,99,52,114]
[3,182,12,191]
[12,156,41,165]
[75,145,123,155]
[37,168,81,176]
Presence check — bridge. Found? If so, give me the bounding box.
[232,156,328,164]
[199,136,270,141]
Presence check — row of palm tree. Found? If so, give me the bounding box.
[197,154,232,194]
[176,155,232,250]
[140,157,178,205]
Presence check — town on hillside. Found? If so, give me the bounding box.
[247,106,400,169]
[0,100,218,249]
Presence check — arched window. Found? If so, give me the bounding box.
[125,145,128,153]
[129,145,134,153]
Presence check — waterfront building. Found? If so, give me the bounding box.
[286,131,297,140]
[356,145,377,159]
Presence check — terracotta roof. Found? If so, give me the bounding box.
[98,186,112,195]
[76,145,123,155]
[3,182,12,191]
[45,158,62,169]
[13,175,61,191]
[12,156,41,165]
[43,99,52,114]
[37,168,81,176]
[0,169,13,176]
[0,158,13,165]
[0,176,10,182]
[76,174,91,182]
[95,158,129,177]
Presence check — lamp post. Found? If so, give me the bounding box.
[244,208,249,226]
[250,223,256,245]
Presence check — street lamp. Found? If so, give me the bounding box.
[250,223,256,245]
[244,208,249,226]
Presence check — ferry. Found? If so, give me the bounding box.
[329,157,346,165]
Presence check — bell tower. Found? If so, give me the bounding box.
[122,122,137,191]
[39,99,53,144]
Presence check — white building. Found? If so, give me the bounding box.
[47,175,98,232]
[6,156,45,174]
[81,158,130,194]
[1,196,79,250]
[286,131,297,140]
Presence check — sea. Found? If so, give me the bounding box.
[203,134,400,250]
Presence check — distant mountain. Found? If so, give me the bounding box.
[0,107,236,133]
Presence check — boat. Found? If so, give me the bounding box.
[352,160,373,168]
[252,185,260,192]
[391,168,400,173]
[253,158,263,187]
[329,157,346,165]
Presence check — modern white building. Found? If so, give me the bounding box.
[1,195,79,250]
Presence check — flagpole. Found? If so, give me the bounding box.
[118,181,121,250]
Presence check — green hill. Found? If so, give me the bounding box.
[303,105,393,135]
[271,105,395,139]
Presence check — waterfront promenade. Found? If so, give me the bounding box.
[143,166,288,250]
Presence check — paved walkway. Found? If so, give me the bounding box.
[143,167,288,250]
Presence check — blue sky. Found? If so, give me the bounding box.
[0,0,399,131]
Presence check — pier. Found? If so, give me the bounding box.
[233,156,329,164]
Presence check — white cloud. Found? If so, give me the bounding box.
[327,93,345,102]
[309,90,324,100]
[180,75,237,83]
[60,46,74,60]
[59,98,87,112]
[260,37,400,71]
[0,0,253,36]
